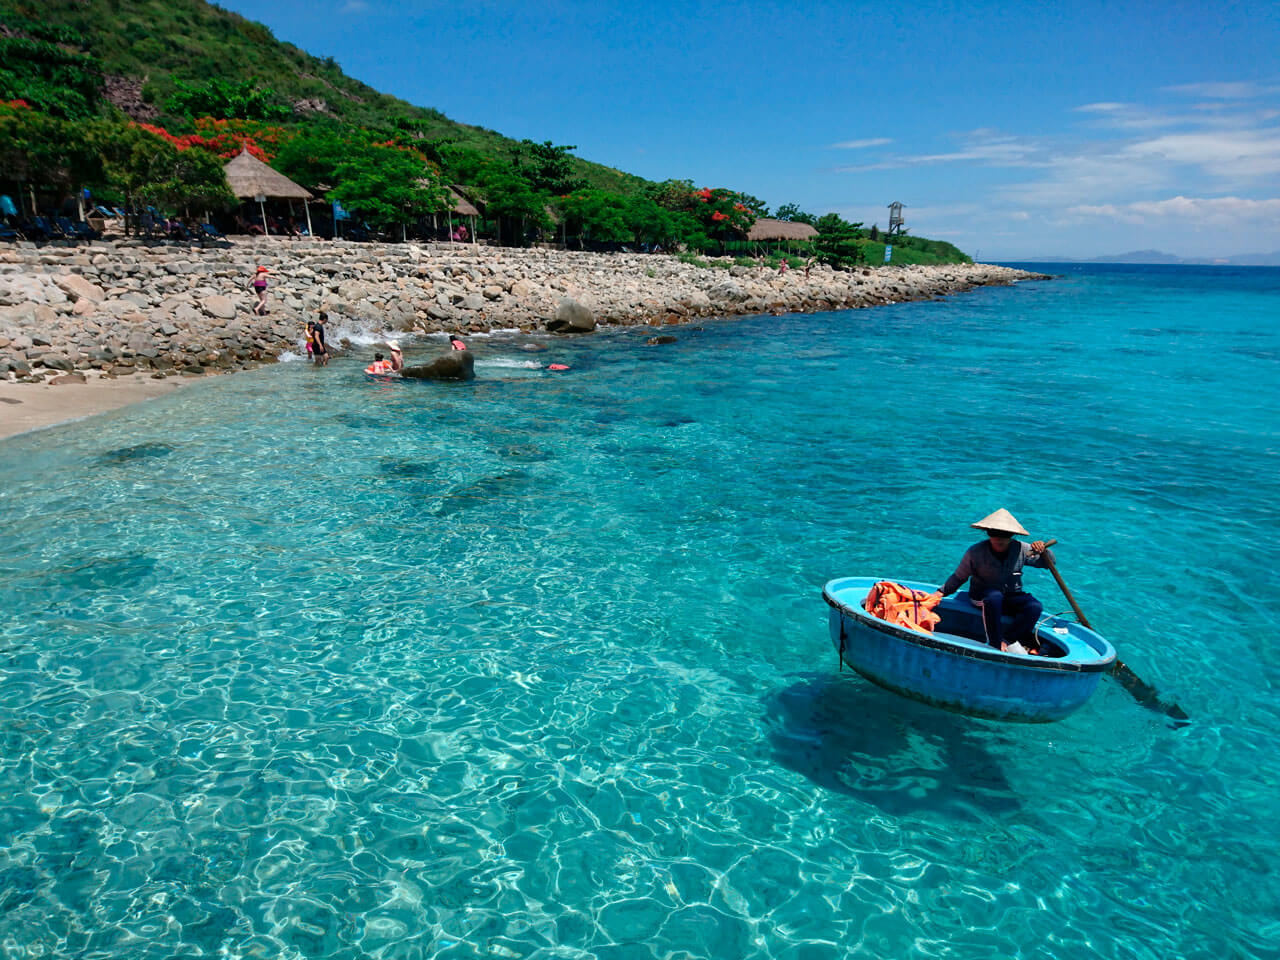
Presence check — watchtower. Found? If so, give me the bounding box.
[887,201,906,237]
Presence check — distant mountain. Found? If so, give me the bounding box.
[1090,249,1185,264]
[1016,250,1280,266]
[1227,251,1280,266]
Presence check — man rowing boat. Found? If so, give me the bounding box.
[930,508,1054,654]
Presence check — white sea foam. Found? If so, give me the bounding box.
[325,315,413,347]
[477,357,544,370]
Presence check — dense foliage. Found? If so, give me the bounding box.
[0,0,973,262]
[0,101,233,224]
[0,17,102,119]
[163,78,292,123]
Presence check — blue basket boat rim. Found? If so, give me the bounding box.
[823,575,1117,672]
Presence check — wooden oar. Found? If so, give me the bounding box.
[1038,543,1190,727]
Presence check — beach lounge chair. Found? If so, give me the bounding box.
[200,223,227,243]
[58,217,99,242]
[20,217,53,242]
[0,222,20,242]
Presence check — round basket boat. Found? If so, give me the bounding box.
[823,576,1116,723]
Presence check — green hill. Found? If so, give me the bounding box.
[0,0,648,195]
[0,0,972,263]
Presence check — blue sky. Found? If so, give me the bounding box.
[219,1,1280,259]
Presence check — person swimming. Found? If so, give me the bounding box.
[365,352,393,375]
[449,335,467,351]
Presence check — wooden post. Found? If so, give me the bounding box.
[304,200,313,238]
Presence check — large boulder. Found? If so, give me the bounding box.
[399,351,475,381]
[547,296,596,333]
[38,353,74,372]
[709,279,749,303]
[202,295,237,320]
[55,274,106,303]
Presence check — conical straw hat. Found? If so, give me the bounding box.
[970,508,1028,535]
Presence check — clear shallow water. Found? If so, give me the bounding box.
[1,264,1277,959]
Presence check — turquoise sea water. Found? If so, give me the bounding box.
[1,263,1277,959]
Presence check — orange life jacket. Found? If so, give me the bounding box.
[366,360,392,374]
[863,581,941,635]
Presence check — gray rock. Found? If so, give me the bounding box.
[54,274,107,303]
[399,351,475,381]
[549,296,596,333]
[39,353,74,372]
[202,295,237,320]
[684,290,712,311]
[709,279,749,302]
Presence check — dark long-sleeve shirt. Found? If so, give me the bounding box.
[941,540,1054,598]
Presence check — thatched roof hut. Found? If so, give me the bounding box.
[746,218,818,242]
[223,148,313,200]
[448,186,481,217]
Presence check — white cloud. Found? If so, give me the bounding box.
[829,138,892,149]
[835,133,1049,172]
[1122,129,1280,180]
[824,82,1280,257]
[1165,81,1266,99]
[1066,195,1280,227]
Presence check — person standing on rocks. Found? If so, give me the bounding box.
[312,311,330,366]
[249,266,270,316]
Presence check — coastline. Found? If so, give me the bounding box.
[0,239,1049,440]
[0,373,196,440]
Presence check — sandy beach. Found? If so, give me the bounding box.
[0,372,196,440]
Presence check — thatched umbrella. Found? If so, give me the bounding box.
[223,147,315,236]
[745,218,819,256]
[447,185,480,243]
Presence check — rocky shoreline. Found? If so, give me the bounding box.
[0,238,1049,383]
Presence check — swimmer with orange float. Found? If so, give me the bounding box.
[365,353,394,375]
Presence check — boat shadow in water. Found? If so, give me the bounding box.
[96,441,175,465]
[763,673,1019,821]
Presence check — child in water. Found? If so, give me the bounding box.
[366,353,393,375]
